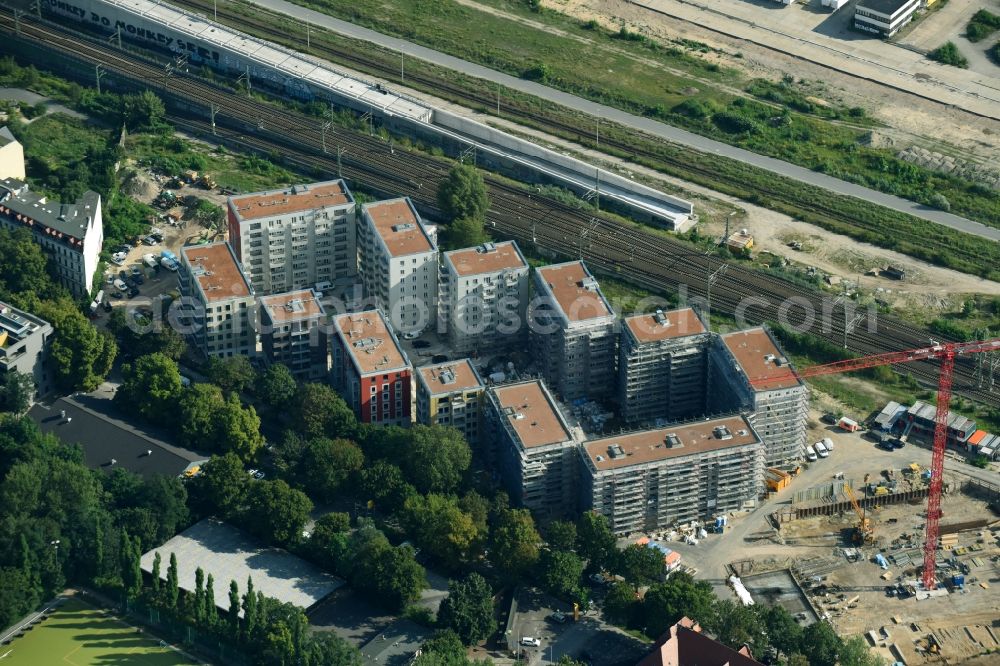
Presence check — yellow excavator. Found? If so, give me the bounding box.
[845,484,875,545]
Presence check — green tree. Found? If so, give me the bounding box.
[151,551,161,597]
[838,635,883,666]
[602,582,638,627]
[122,90,166,131]
[115,352,182,423]
[709,600,765,655]
[178,383,227,448]
[489,508,540,580]
[242,576,258,641]
[402,493,480,568]
[39,299,117,392]
[166,552,179,610]
[0,227,58,302]
[404,425,471,494]
[615,544,664,586]
[301,437,365,502]
[445,217,489,250]
[204,573,217,628]
[537,549,585,602]
[413,630,483,666]
[351,537,426,612]
[257,363,297,409]
[929,41,969,68]
[437,163,490,223]
[308,513,352,572]
[192,452,249,519]
[359,460,416,513]
[0,371,34,415]
[293,383,357,439]
[437,573,495,645]
[244,479,313,546]
[576,512,617,572]
[640,573,715,638]
[545,520,577,552]
[194,566,206,622]
[206,355,256,394]
[758,605,802,658]
[303,632,363,666]
[800,621,842,666]
[215,393,264,461]
[228,579,241,640]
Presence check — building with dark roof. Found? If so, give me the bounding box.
[638,617,762,666]
[854,0,922,37]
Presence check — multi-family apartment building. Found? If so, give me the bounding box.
[486,379,580,518]
[178,242,257,359]
[0,178,102,298]
[709,328,807,468]
[259,289,328,381]
[358,198,437,335]
[415,359,485,447]
[530,261,617,401]
[580,415,765,536]
[0,127,25,180]
[619,308,711,426]
[227,180,357,296]
[331,310,412,426]
[0,301,53,402]
[439,241,530,353]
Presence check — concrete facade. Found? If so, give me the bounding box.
[854,0,922,37]
[415,359,484,448]
[259,289,328,381]
[358,198,438,334]
[178,241,257,358]
[0,178,102,298]
[0,127,25,181]
[530,261,617,401]
[709,328,807,469]
[227,180,356,296]
[486,379,580,518]
[438,241,529,354]
[580,415,765,536]
[330,310,412,426]
[619,308,711,426]
[0,301,53,402]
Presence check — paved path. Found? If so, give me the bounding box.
[245,0,1000,241]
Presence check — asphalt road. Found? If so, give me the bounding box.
[244,0,1000,242]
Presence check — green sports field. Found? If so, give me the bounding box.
[0,598,192,665]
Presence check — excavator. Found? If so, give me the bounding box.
[845,484,875,545]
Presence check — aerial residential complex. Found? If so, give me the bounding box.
[618,308,711,426]
[178,242,257,359]
[438,241,530,353]
[227,180,357,296]
[580,415,765,536]
[331,310,412,426]
[415,359,485,447]
[258,289,328,381]
[0,301,53,401]
[530,261,617,401]
[358,198,438,334]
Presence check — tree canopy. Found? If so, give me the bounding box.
[437,573,495,645]
[437,163,490,224]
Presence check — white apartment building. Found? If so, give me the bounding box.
[178,242,257,359]
[358,197,438,334]
[439,241,530,353]
[0,301,53,401]
[0,127,25,180]
[530,261,617,401]
[0,178,102,298]
[227,180,356,296]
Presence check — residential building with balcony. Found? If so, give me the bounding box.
[619,308,711,426]
[178,242,257,359]
[358,198,437,334]
[416,359,485,447]
[439,241,529,353]
[530,261,617,401]
[0,301,53,402]
[259,289,328,381]
[227,180,356,296]
[331,310,412,426]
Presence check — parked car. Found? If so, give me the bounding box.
[548,612,567,624]
[143,235,159,246]
[520,637,541,647]
[589,573,606,585]
[805,445,818,462]
[814,441,829,458]
[403,330,421,340]
[412,340,431,349]
[432,354,449,363]
[113,278,128,292]
[877,439,895,452]
[102,300,112,313]
[891,438,905,449]
[821,413,838,425]
[127,286,140,299]
[143,253,159,268]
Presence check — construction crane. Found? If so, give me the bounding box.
[843,484,874,545]
[751,337,1000,590]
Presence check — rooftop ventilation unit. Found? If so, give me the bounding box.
[352,337,380,351]
[503,406,516,416]
[479,241,496,253]
[580,276,599,292]
[608,444,626,459]
[439,368,456,384]
[654,309,668,326]
[737,429,749,436]
[775,356,788,367]
[665,434,681,448]
[284,300,305,313]
[713,426,733,440]
[514,413,526,420]
[392,223,416,232]
[595,455,605,462]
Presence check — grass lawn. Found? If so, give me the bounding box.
[0,598,192,666]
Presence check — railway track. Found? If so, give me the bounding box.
[3,10,997,411]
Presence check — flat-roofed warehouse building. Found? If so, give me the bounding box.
[416,359,485,447]
[486,379,580,518]
[709,328,807,469]
[619,308,711,426]
[530,261,617,401]
[359,198,438,335]
[439,241,530,354]
[259,289,327,380]
[331,310,412,426]
[854,0,923,37]
[178,241,257,359]
[581,415,765,536]
[227,180,357,296]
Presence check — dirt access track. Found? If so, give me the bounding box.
[542,0,1000,170]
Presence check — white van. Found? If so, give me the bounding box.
[806,445,818,462]
[822,437,834,452]
[815,441,830,458]
[113,278,128,291]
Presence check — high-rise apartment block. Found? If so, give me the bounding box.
[530,261,617,401]
[709,328,807,468]
[178,242,257,359]
[0,178,102,298]
[331,310,412,426]
[259,289,328,381]
[358,198,437,334]
[415,359,485,447]
[619,308,711,426]
[439,241,529,353]
[0,127,25,180]
[486,379,580,518]
[227,180,356,296]
[0,301,53,401]
[580,415,765,536]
